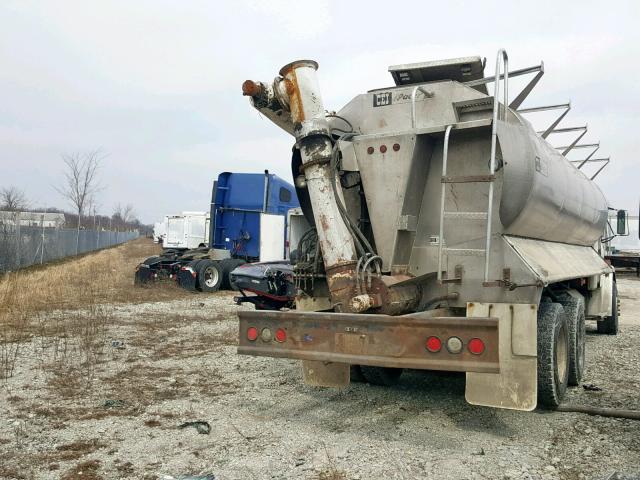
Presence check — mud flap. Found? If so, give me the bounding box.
[465,303,537,411]
[302,360,350,387]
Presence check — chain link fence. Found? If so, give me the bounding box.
[0,222,139,272]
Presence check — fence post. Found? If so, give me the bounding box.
[15,213,21,269]
[40,213,45,264]
[75,212,81,255]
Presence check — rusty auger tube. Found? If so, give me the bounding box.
[243,60,419,314]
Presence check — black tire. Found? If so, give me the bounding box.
[559,293,586,386]
[191,259,207,288]
[597,281,619,335]
[197,260,223,293]
[220,259,247,290]
[134,268,150,285]
[360,366,403,386]
[537,302,569,408]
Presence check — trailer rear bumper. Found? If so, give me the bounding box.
[239,303,539,411]
[237,310,500,374]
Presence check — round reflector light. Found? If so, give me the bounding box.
[426,336,442,353]
[275,328,287,343]
[247,327,258,341]
[468,338,485,355]
[446,336,463,354]
[261,328,272,342]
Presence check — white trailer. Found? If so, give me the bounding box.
[163,212,210,250]
[153,219,167,244]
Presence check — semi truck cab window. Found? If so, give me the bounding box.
[279,187,292,203]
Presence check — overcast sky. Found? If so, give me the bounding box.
[1,0,638,223]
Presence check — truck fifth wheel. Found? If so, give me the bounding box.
[238,51,626,410]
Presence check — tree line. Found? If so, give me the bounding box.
[1,150,151,253]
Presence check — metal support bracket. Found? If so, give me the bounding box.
[519,103,571,139]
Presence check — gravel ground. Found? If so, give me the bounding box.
[1,277,639,480]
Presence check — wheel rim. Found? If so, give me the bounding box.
[204,266,219,287]
[556,324,568,383]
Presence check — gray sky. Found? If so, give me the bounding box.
[2,0,638,223]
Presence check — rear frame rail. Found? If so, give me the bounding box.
[238,310,500,373]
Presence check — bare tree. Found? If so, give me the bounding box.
[56,150,104,254]
[0,186,29,212]
[121,204,135,226]
[112,203,136,231]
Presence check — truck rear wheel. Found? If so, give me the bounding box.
[198,260,223,293]
[597,281,619,335]
[360,366,403,386]
[537,302,569,408]
[220,259,246,290]
[559,293,586,386]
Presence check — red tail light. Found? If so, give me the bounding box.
[426,336,442,353]
[468,338,485,355]
[275,328,287,343]
[247,327,258,341]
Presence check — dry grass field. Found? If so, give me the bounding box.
[0,238,188,384]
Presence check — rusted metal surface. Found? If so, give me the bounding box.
[238,310,500,373]
[281,68,305,126]
[324,262,359,312]
[241,80,263,97]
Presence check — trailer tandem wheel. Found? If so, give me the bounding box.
[537,302,569,408]
[559,293,586,386]
[198,260,223,293]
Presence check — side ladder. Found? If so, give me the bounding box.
[437,49,509,284]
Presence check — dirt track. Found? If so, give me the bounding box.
[0,246,639,480]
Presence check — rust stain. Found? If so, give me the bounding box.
[319,214,331,233]
[282,68,305,124]
[241,80,262,97]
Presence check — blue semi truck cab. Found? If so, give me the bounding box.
[210,171,299,261]
[135,171,301,293]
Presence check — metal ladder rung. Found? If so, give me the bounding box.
[437,49,508,284]
[441,175,495,184]
[444,248,486,256]
[443,211,488,220]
